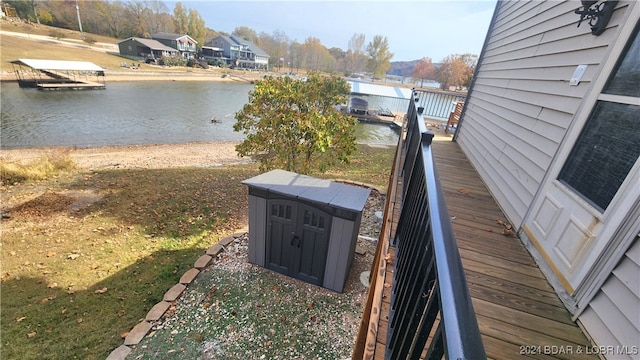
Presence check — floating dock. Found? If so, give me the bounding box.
[10,59,106,90]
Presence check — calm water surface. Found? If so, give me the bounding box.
[1,81,399,149]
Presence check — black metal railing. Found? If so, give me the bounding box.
[413,89,466,120]
[385,95,486,359]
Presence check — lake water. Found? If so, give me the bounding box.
[1,81,400,149]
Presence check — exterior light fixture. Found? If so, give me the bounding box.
[575,0,618,36]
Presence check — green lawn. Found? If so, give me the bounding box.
[0,144,395,359]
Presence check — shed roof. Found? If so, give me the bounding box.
[242,169,371,212]
[348,80,412,99]
[10,59,105,72]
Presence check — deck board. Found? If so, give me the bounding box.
[369,138,597,359]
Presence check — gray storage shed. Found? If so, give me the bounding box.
[242,169,371,293]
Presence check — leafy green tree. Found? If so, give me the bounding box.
[233,73,358,174]
[366,35,393,80]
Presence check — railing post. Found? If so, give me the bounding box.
[421,131,434,147]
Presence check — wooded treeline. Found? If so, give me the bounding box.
[4,0,476,89]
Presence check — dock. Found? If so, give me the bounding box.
[10,59,106,90]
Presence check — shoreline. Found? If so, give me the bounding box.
[0,142,253,170]
[0,69,267,84]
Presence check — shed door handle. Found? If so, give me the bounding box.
[290,233,299,247]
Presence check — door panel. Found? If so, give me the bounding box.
[293,206,330,286]
[267,200,295,275]
[266,200,331,286]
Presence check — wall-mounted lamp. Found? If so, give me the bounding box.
[575,0,618,36]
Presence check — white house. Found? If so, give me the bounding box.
[456,0,639,356]
[202,35,269,69]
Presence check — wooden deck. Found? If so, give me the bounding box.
[369,138,597,360]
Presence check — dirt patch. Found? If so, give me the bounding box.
[6,191,75,217]
[2,190,103,219]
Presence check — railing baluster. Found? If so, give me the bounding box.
[385,94,486,360]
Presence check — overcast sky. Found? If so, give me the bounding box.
[170,1,497,62]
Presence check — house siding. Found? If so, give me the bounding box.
[456,0,629,228]
[118,38,139,57]
[578,237,640,359]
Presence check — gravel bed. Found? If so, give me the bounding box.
[128,189,385,359]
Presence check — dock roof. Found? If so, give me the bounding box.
[10,59,105,72]
[347,80,412,99]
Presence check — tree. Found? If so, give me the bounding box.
[289,41,302,72]
[436,53,477,90]
[233,73,358,174]
[366,35,393,80]
[346,33,367,75]
[187,8,206,46]
[96,0,127,38]
[144,0,171,35]
[411,57,436,88]
[257,30,289,70]
[233,26,257,42]
[173,1,188,34]
[300,37,334,72]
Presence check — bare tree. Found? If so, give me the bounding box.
[346,33,366,75]
[144,0,170,35]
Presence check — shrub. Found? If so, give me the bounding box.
[49,29,65,40]
[161,55,187,67]
[0,152,75,185]
[83,36,97,44]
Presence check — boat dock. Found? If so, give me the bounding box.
[10,59,106,90]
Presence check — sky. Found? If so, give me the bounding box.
[170,1,497,62]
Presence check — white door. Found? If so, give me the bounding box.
[524,22,640,302]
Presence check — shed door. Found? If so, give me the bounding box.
[524,23,640,299]
[266,200,331,286]
[293,204,331,285]
[267,200,296,276]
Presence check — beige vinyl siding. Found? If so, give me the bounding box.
[456,0,628,227]
[578,238,640,359]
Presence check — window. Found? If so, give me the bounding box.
[558,24,640,212]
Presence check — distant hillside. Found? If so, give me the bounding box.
[388,60,441,77]
[388,60,419,76]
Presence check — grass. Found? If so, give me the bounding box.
[0,20,216,74]
[1,21,129,71]
[0,144,395,359]
[0,150,75,185]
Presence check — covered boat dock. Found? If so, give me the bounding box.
[346,80,412,128]
[10,59,106,90]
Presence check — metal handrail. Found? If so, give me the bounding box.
[385,93,486,359]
